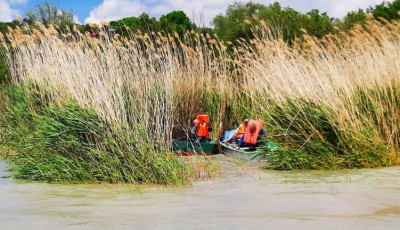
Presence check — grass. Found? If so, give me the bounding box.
[0,16,400,183]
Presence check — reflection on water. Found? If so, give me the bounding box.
[1,158,400,230]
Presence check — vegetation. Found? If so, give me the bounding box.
[237,20,400,170]
[213,2,336,44]
[26,1,75,27]
[370,0,400,21]
[1,1,400,184]
[0,84,196,184]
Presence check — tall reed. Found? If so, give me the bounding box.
[237,18,400,169]
[1,16,400,175]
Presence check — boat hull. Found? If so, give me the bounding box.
[220,141,277,161]
[172,140,217,156]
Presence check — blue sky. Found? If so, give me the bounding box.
[0,0,390,25]
[1,0,104,23]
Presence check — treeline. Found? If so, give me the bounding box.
[2,1,400,39]
[1,1,400,42]
[102,0,400,43]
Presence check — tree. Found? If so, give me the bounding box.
[213,2,266,42]
[257,2,310,42]
[160,11,196,36]
[213,1,336,44]
[26,1,74,27]
[338,9,367,31]
[112,13,161,36]
[370,0,400,21]
[305,9,335,38]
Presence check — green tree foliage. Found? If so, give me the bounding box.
[305,9,335,38]
[213,2,336,44]
[26,1,74,27]
[111,11,195,37]
[213,2,266,42]
[370,0,400,21]
[111,13,160,36]
[0,22,17,35]
[160,11,196,35]
[338,9,368,31]
[257,2,307,41]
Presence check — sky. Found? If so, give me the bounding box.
[0,0,391,26]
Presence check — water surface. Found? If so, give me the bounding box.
[1,158,400,230]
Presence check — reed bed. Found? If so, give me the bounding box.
[1,16,400,182]
[0,22,230,183]
[237,18,400,169]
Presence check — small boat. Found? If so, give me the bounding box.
[172,140,217,156]
[220,140,278,161]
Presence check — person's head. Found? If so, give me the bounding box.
[248,121,256,133]
[243,119,249,126]
[194,119,199,126]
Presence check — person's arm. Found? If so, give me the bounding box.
[235,133,245,150]
[260,129,266,136]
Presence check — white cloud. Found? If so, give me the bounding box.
[149,4,171,15]
[0,0,19,22]
[85,0,392,26]
[73,15,81,24]
[8,0,28,4]
[85,0,146,24]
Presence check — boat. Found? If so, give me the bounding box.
[172,140,217,156]
[220,140,278,161]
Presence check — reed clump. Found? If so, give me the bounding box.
[1,17,400,177]
[238,19,400,169]
[0,85,195,184]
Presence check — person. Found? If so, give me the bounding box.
[223,119,249,144]
[194,114,212,142]
[235,119,265,151]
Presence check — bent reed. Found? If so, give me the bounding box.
[1,16,400,183]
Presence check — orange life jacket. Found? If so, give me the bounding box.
[197,122,209,137]
[237,123,246,139]
[197,114,209,123]
[244,120,263,145]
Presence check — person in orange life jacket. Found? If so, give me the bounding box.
[235,119,266,151]
[223,119,249,143]
[197,119,212,143]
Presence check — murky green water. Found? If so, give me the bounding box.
[1,158,400,230]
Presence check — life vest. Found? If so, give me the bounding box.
[196,114,210,137]
[243,120,263,145]
[197,114,209,123]
[197,122,209,137]
[237,123,246,139]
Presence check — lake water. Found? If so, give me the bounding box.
[1,157,400,230]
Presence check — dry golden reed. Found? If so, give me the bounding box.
[1,18,400,165]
